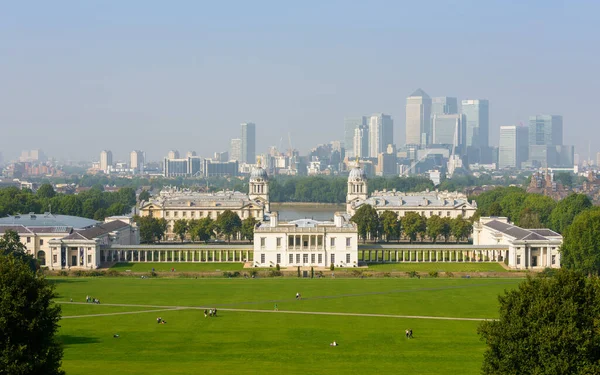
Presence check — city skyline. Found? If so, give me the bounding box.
[1,1,598,161]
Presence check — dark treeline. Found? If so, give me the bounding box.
[0,184,136,220]
[472,187,592,234]
[269,176,435,203]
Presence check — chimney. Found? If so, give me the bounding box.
[270,212,279,228]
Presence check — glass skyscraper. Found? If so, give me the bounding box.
[241,122,256,164]
[528,115,564,167]
[405,89,432,146]
[431,97,458,117]
[344,116,367,158]
[368,113,394,157]
[498,125,529,169]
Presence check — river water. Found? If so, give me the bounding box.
[271,203,345,221]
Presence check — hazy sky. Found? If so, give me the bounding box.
[1,1,598,162]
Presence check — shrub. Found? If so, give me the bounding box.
[58,270,68,277]
[446,272,454,278]
[106,269,120,277]
[330,263,335,271]
[351,269,363,277]
[268,270,282,277]
[383,272,391,278]
[250,270,258,277]
[316,271,324,278]
[72,270,85,277]
[276,263,280,271]
[297,266,301,278]
[310,267,314,279]
[429,271,439,278]
[407,270,419,278]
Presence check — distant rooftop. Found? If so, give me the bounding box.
[409,88,430,98]
[483,220,561,241]
[0,213,99,230]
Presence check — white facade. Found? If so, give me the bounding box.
[406,89,432,146]
[100,150,113,173]
[253,213,358,268]
[473,217,562,270]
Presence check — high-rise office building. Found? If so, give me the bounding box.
[344,116,368,158]
[167,150,180,159]
[461,99,490,163]
[241,122,256,164]
[498,126,529,169]
[230,138,242,161]
[528,115,564,167]
[432,114,465,148]
[431,97,458,116]
[353,126,369,158]
[406,89,432,146]
[368,113,394,158]
[130,150,144,173]
[100,150,113,172]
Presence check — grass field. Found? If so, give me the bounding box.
[110,262,245,272]
[365,262,507,272]
[54,277,522,374]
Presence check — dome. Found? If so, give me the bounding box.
[349,167,366,180]
[250,166,268,180]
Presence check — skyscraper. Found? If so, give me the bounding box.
[528,115,564,167]
[368,113,394,158]
[230,138,242,161]
[431,97,458,116]
[241,122,256,164]
[498,126,529,169]
[431,114,465,148]
[130,150,144,173]
[100,150,113,173]
[167,150,180,159]
[353,126,369,158]
[405,89,432,146]
[344,116,367,158]
[461,99,490,163]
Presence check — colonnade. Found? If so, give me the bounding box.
[102,249,252,263]
[359,249,505,263]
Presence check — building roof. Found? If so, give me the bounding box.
[410,88,430,98]
[353,191,475,210]
[250,166,268,180]
[349,167,366,180]
[62,220,130,241]
[143,188,264,210]
[483,220,560,241]
[0,213,98,230]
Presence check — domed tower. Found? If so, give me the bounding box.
[347,164,368,214]
[249,163,270,212]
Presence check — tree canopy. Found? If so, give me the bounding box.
[478,270,600,374]
[549,193,592,234]
[0,234,64,374]
[215,210,242,243]
[350,205,380,243]
[560,208,600,275]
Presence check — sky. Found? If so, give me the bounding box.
[1,0,599,163]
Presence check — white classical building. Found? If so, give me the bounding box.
[473,217,562,269]
[253,212,358,268]
[346,164,477,218]
[139,165,270,240]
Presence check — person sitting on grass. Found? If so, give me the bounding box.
[204,309,208,318]
[157,317,162,324]
[330,341,338,346]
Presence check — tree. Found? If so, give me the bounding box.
[402,212,426,243]
[155,218,167,242]
[426,215,443,243]
[193,217,215,243]
[488,202,503,217]
[0,252,64,374]
[549,193,592,234]
[241,217,258,242]
[561,208,600,275]
[215,210,242,243]
[187,219,199,242]
[135,216,167,244]
[36,183,56,199]
[518,207,542,229]
[440,217,452,242]
[350,204,380,243]
[0,230,37,271]
[173,219,188,242]
[478,270,600,374]
[380,211,400,242]
[138,190,151,202]
[451,216,472,243]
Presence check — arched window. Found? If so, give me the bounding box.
[37,250,46,266]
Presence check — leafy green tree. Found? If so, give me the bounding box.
[402,212,426,243]
[350,204,380,243]
[155,218,167,242]
[135,216,167,244]
[426,215,443,243]
[478,270,600,374]
[379,211,400,242]
[173,219,188,242]
[0,251,64,374]
[518,194,556,227]
[518,207,542,229]
[216,210,242,243]
[549,193,592,234]
[554,172,574,187]
[36,183,56,199]
[440,217,452,242]
[488,202,503,216]
[451,216,472,243]
[138,190,151,202]
[241,217,258,242]
[192,217,215,243]
[561,208,600,275]
[0,230,38,271]
[187,219,199,242]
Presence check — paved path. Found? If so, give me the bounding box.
[58,302,493,322]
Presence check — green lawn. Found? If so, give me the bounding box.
[366,262,507,272]
[53,277,522,374]
[110,262,245,272]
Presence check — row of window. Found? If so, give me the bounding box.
[164,210,257,219]
[260,237,352,248]
[259,253,352,265]
[25,237,44,245]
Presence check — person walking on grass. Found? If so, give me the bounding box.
[274,304,278,311]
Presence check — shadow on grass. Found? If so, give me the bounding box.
[47,279,87,285]
[58,335,101,347]
[110,262,134,269]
